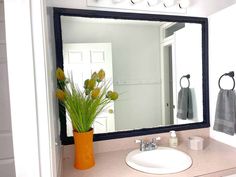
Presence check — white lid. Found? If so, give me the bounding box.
[170,130,176,137]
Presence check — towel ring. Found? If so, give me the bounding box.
[180,74,190,88]
[218,71,235,90]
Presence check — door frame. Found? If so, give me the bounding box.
[4,0,56,177]
[160,35,177,125]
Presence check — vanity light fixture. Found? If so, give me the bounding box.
[130,0,144,4]
[162,0,190,8]
[147,0,161,6]
[162,0,176,7]
[178,0,190,9]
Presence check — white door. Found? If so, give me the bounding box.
[63,43,115,135]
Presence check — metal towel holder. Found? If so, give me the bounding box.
[180,74,190,88]
[218,71,235,90]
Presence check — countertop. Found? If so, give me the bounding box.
[62,138,236,177]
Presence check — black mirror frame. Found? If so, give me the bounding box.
[53,7,209,145]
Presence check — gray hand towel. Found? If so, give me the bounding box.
[213,89,236,136]
[177,88,193,120]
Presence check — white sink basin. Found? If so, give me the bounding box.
[126,147,192,174]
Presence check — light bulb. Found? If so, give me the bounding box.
[162,0,176,7]
[147,0,161,6]
[112,0,124,3]
[179,0,190,8]
[130,0,143,4]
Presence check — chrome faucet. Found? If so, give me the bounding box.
[135,137,161,151]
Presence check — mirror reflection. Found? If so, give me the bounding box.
[60,16,203,136]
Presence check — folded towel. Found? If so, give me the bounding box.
[177,88,193,119]
[213,90,236,135]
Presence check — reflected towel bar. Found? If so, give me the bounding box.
[179,74,190,88]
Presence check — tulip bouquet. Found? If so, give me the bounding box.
[56,68,118,133]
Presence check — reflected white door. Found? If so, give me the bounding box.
[63,43,115,135]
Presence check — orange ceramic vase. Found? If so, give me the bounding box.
[73,129,95,170]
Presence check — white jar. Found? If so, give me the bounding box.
[188,136,204,150]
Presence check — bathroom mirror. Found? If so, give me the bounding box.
[54,8,209,145]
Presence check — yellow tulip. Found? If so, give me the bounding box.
[88,79,96,90]
[110,91,118,100]
[85,89,90,95]
[84,79,89,89]
[108,109,114,114]
[91,88,100,99]
[98,69,105,81]
[56,68,65,81]
[91,72,98,80]
[106,91,113,98]
[56,89,66,101]
[106,91,118,100]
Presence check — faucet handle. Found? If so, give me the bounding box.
[152,137,161,142]
[135,139,143,144]
[135,139,145,151]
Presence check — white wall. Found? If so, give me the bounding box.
[209,4,236,147]
[0,1,15,176]
[187,0,236,17]
[174,23,203,124]
[61,17,162,130]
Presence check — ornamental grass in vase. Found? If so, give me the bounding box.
[56,68,118,170]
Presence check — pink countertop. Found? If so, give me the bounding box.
[62,137,236,177]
